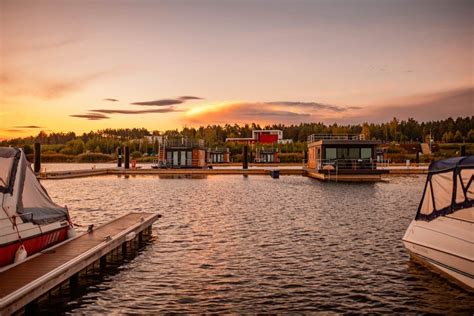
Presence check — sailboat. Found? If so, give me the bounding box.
[0,147,75,268]
[403,156,473,290]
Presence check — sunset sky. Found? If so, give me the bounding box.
[1,0,472,139]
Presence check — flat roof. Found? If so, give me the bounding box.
[308,140,381,146]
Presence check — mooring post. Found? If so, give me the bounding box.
[100,256,107,271]
[415,151,420,164]
[243,145,248,170]
[304,150,308,165]
[34,142,41,173]
[117,147,122,167]
[124,146,130,169]
[460,144,466,156]
[69,273,79,297]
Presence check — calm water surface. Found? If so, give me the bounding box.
[41,172,474,314]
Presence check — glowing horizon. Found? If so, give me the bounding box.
[1,0,472,139]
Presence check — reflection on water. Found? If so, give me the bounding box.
[42,174,474,314]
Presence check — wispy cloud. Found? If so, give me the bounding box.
[103,98,119,102]
[70,113,110,120]
[266,101,351,112]
[91,107,181,114]
[13,125,42,129]
[335,86,474,124]
[2,69,116,99]
[131,99,184,106]
[185,102,312,125]
[179,96,204,100]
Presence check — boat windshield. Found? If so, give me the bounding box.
[416,156,474,221]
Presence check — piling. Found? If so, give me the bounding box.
[34,143,41,173]
[416,151,420,164]
[124,146,130,169]
[460,145,466,156]
[117,147,122,167]
[243,145,248,170]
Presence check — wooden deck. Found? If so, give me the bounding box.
[0,212,160,315]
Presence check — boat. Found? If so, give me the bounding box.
[402,156,474,291]
[151,159,159,169]
[0,147,75,268]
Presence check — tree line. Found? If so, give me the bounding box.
[1,117,473,156]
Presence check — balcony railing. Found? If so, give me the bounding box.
[165,138,205,148]
[307,134,364,143]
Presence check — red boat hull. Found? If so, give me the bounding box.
[0,227,68,267]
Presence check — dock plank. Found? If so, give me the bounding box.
[0,212,159,314]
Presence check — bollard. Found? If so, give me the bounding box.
[34,143,41,173]
[124,146,130,169]
[117,147,122,167]
[243,145,248,169]
[460,145,466,156]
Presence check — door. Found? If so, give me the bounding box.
[181,151,187,166]
[173,151,178,167]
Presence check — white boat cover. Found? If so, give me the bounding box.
[0,147,68,225]
[416,156,474,221]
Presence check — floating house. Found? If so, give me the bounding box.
[255,147,279,163]
[207,147,230,164]
[164,138,207,168]
[305,134,386,181]
[226,130,285,144]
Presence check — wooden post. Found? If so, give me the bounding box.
[304,150,308,164]
[243,145,248,169]
[100,256,107,271]
[415,151,420,164]
[34,142,41,173]
[117,147,122,167]
[124,146,130,169]
[460,144,466,156]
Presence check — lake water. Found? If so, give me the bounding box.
[41,172,474,314]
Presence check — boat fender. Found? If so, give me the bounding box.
[125,232,136,241]
[14,245,27,263]
[68,226,77,238]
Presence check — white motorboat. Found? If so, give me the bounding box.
[403,156,473,291]
[0,147,75,268]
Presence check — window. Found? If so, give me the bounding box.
[349,148,360,159]
[325,148,336,160]
[361,148,372,159]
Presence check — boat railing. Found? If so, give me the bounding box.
[307,134,364,143]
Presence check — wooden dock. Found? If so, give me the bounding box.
[38,168,304,179]
[0,212,160,315]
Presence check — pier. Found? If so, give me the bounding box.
[0,212,161,315]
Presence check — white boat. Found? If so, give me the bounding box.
[0,147,75,268]
[403,156,474,291]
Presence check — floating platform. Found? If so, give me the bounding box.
[0,212,160,315]
[304,168,388,182]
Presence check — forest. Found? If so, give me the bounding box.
[1,117,473,160]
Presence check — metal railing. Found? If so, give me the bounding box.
[307,134,364,143]
[314,158,376,170]
[154,158,206,168]
[165,138,205,148]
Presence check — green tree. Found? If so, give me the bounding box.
[442,131,454,143]
[453,130,463,143]
[467,129,474,143]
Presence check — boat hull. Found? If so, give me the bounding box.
[0,227,68,267]
[402,214,474,291]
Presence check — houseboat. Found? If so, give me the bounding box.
[208,147,230,164]
[305,134,386,181]
[403,156,473,290]
[0,147,75,267]
[164,137,207,168]
[255,146,279,163]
